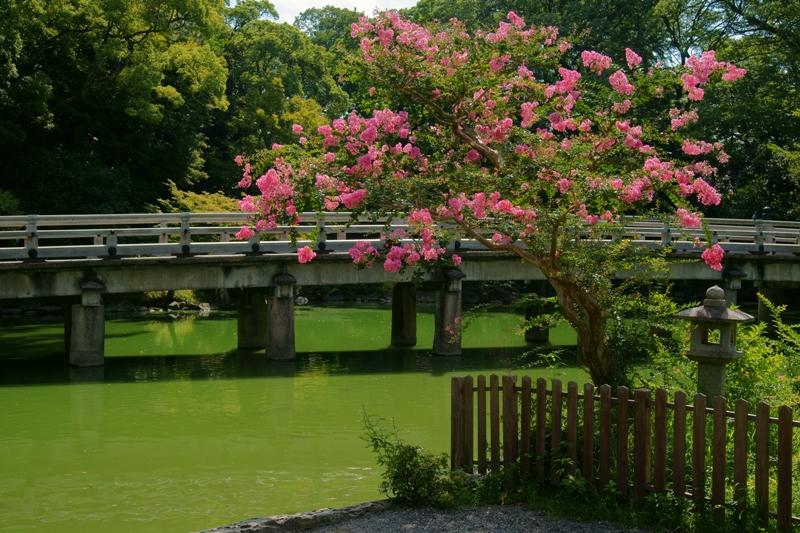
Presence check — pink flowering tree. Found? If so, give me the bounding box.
[234,11,744,385]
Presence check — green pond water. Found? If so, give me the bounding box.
[0,304,584,533]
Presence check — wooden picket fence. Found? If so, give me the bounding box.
[450,375,800,531]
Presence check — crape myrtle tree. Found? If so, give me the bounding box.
[234,11,745,385]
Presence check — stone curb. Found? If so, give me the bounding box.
[193,500,391,533]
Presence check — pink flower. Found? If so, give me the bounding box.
[292,124,303,134]
[340,189,367,209]
[234,155,244,166]
[452,254,462,266]
[297,246,316,264]
[701,243,724,271]
[235,226,255,240]
[676,208,702,227]
[465,149,481,162]
[581,50,612,74]
[625,48,642,69]
[609,70,635,95]
[507,11,525,28]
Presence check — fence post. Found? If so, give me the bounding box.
[712,396,727,517]
[755,402,770,527]
[490,374,500,474]
[464,375,474,473]
[733,399,748,513]
[550,379,563,486]
[535,378,547,483]
[653,389,667,493]
[566,381,578,475]
[583,383,595,490]
[672,391,687,499]
[692,394,707,509]
[451,376,466,470]
[477,375,487,475]
[777,405,793,532]
[598,384,611,493]
[616,386,629,500]
[502,374,518,471]
[633,388,651,505]
[521,377,532,478]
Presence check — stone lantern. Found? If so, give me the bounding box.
[673,285,753,398]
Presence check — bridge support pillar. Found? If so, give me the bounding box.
[238,288,268,349]
[525,280,550,342]
[391,282,417,346]
[433,269,466,356]
[266,271,296,360]
[69,282,105,366]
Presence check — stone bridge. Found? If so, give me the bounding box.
[2,212,800,366]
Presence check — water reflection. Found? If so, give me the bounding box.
[0,346,580,387]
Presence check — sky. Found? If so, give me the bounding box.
[270,0,418,24]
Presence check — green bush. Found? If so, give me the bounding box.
[361,410,474,507]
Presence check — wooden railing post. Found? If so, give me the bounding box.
[464,375,474,472]
[520,377,532,478]
[712,396,727,517]
[582,383,595,490]
[616,386,629,500]
[755,402,770,526]
[672,391,687,498]
[550,379,563,486]
[692,394,707,509]
[566,381,578,475]
[477,375,487,475]
[502,375,518,469]
[598,384,611,493]
[535,378,547,483]
[653,388,667,493]
[633,388,651,505]
[451,376,466,470]
[733,399,748,513]
[777,405,792,532]
[490,374,500,474]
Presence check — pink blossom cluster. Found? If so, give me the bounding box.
[297,246,316,264]
[701,243,724,271]
[349,240,379,267]
[675,208,702,227]
[581,50,612,74]
[625,48,642,70]
[669,108,699,131]
[609,70,635,95]
[682,51,746,100]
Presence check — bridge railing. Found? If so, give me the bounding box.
[0,212,798,261]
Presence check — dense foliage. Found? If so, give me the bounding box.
[0,0,796,219]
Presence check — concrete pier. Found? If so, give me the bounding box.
[433,269,465,356]
[524,280,550,342]
[69,281,105,366]
[238,288,269,349]
[391,282,417,346]
[266,272,296,360]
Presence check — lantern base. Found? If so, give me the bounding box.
[697,363,726,399]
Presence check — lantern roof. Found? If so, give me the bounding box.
[673,285,754,324]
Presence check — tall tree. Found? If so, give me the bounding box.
[200,5,349,194]
[0,0,229,214]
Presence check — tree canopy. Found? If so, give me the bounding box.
[234,12,745,384]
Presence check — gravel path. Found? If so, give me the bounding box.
[305,505,652,533]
